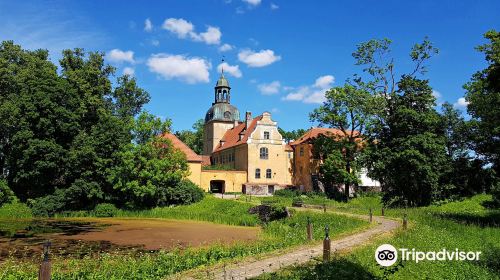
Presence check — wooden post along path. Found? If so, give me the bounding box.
[323,225,331,263]
[38,240,51,280]
[306,217,313,241]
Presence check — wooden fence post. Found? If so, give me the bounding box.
[38,240,51,280]
[323,225,331,263]
[381,207,385,216]
[369,208,373,223]
[323,203,327,213]
[306,217,313,241]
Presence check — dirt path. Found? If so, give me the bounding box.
[175,209,400,280]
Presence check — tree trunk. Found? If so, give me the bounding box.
[345,158,351,201]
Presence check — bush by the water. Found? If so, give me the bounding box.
[162,180,205,206]
[94,203,118,217]
[0,202,32,219]
[0,179,16,206]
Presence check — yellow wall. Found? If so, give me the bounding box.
[292,142,321,192]
[246,112,292,186]
[187,162,202,187]
[200,170,248,192]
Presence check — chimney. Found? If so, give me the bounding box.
[245,111,252,129]
[219,139,225,147]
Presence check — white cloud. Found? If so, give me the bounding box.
[454,97,469,109]
[304,91,327,104]
[258,81,281,95]
[123,67,135,76]
[144,18,153,32]
[151,39,160,46]
[282,75,335,104]
[107,49,135,64]
[432,90,441,99]
[238,49,281,67]
[218,43,234,52]
[217,62,242,78]
[162,18,222,45]
[147,53,211,84]
[314,75,335,89]
[243,0,261,6]
[270,3,279,9]
[162,18,194,38]
[191,26,221,45]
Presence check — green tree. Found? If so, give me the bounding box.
[351,38,453,206]
[175,119,204,154]
[464,30,500,176]
[310,85,377,199]
[369,76,448,206]
[108,112,189,209]
[278,128,307,143]
[0,41,151,213]
[439,102,494,198]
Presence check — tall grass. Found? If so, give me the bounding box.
[0,201,33,219]
[257,194,500,280]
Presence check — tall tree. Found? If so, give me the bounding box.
[0,41,152,211]
[351,38,452,206]
[310,85,377,199]
[464,30,500,176]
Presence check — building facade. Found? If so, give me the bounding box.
[170,73,293,194]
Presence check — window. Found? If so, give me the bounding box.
[299,147,304,156]
[255,168,261,179]
[266,169,272,179]
[260,147,269,159]
[224,111,231,119]
[264,131,270,140]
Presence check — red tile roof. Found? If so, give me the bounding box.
[213,116,263,152]
[161,133,203,162]
[290,127,357,146]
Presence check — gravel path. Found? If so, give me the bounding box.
[173,209,401,280]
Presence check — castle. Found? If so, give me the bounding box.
[164,73,379,195]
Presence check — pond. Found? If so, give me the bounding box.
[0,218,261,261]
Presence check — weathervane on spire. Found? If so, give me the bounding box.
[221,56,225,75]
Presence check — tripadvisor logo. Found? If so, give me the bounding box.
[375,244,482,267]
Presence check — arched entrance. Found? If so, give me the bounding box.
[210,180,225,193]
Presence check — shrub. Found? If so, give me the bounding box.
[29,192,66,217]
[249,203,290,223]
[94,203,118,217]
[0,179,16,206]
[0,201,32,218]
[161,180,205,206]
[292,197,304,207]
[274,188,300,198]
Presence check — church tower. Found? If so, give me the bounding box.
[203,73,241,155]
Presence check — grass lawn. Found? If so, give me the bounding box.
[0,196,368,280]
[255,194,500,280]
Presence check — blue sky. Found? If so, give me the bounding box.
[0,0,499,131]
